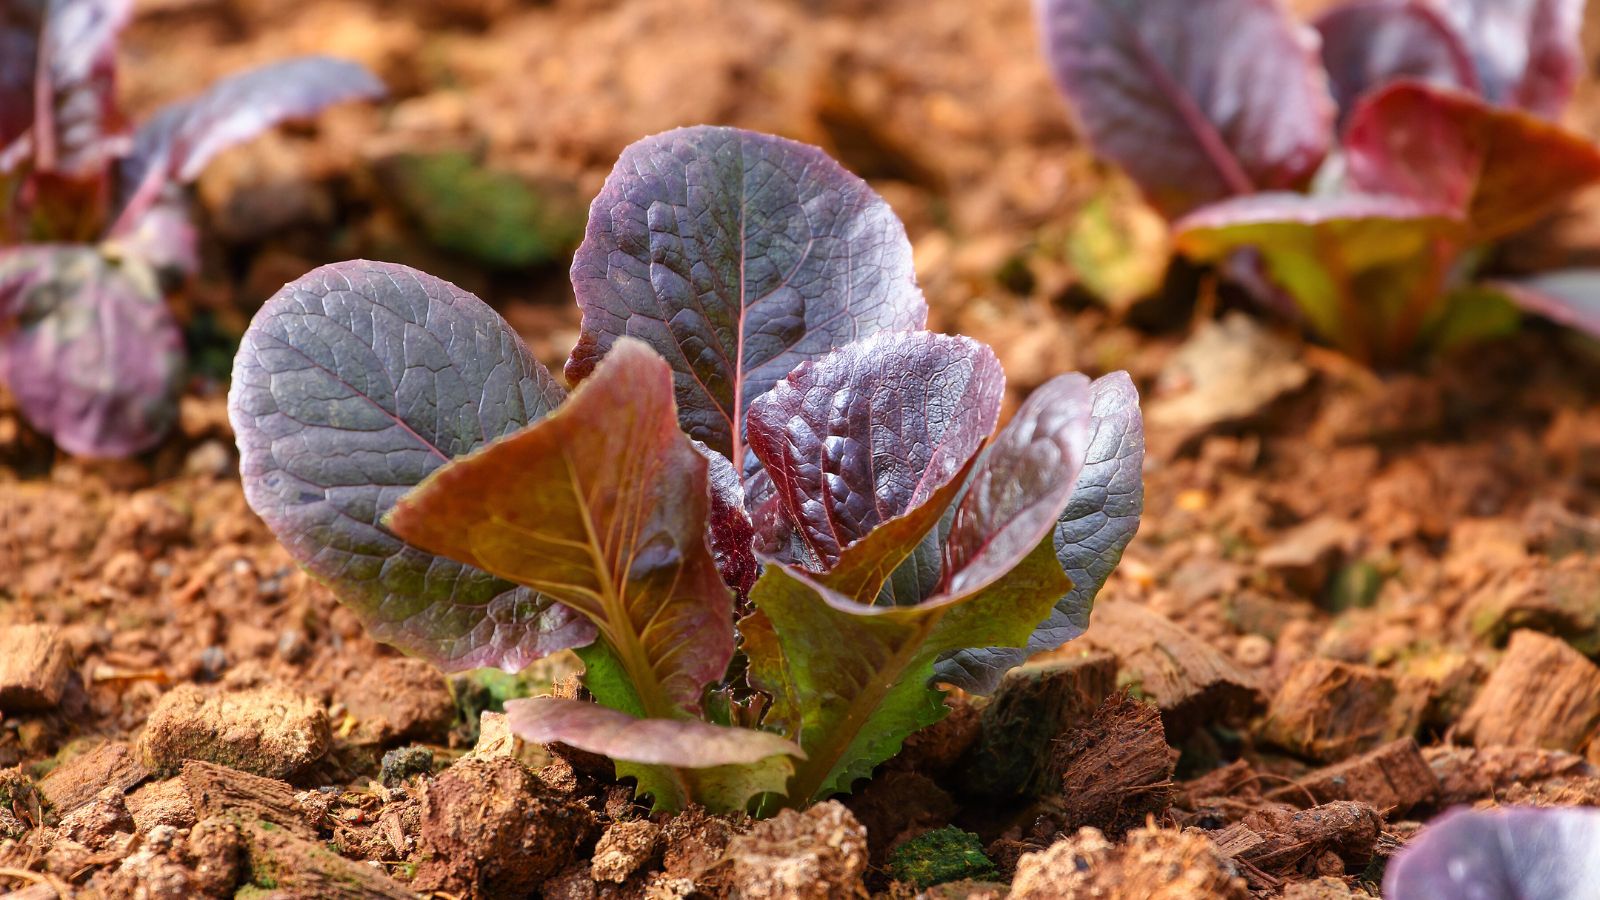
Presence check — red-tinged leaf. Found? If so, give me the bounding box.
[0,1,43,149]
[387,339,735,720]
[935,371,1145,693]
[32,0,131,177]
[745,331,1004,573]
[1492,270,1600,338]
[506,697,801,767]
[1434,0,1583,118]
[0,246,181,457]
[566,126,928,466]
[229,261,595,673]
[1035,0,1334,218]
[747,372,1095,802]
[1175,192,1463,356]
[1314,0,1478,121]
[114,56,384,233]
[1385,806,1600,900]
[1344,82,1600,242]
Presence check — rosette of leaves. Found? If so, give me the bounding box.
[0,0,383,456]
[230,126,1145,813]
[1035,0,1600,363]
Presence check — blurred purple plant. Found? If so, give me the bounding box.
[1386,806,1600,900]
[0,0,383,456]
[1037,0,1600,363]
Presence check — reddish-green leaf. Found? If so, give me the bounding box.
[1344,81,1600,243]
[387,338,735,720]
[229,261,594,672]
[0,1,43,150]
[1492,270,1600,339]
[566,126,928,466]
[1035,0,1334,218]
[32,0,131,177]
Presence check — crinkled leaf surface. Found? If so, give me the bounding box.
[1385,806,1600,900]
[115,56,383,232]
[745,331,1003,573]
[0,246,182,457]
[228,260,594,672]
[1175,192,1463,355]
[1434,0,1583,118]
[935,371,1145,693]
[387,338,734,719]
[748,372,1094,803]
[33,0,131,176]
[566,126,928,465]
[1344,82,1600,243]
[1314,0,1478,122]
[1492,270,1600,339]
[1035,0,1333,218]
[697,442,759,600]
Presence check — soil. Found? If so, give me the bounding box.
[5,0,1600,897]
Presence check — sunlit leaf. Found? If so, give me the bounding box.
[229,260,595,672]
[1344,81,1600,243]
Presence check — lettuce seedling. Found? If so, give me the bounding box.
[1037,0,1600,363]
[1385,806,1600,899]
[231,126,1145,813]
[0,0,382,456]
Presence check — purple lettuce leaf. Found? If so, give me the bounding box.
[1314,0,1478,122]
[1491,270,1600,338]
[1385,806,1600,900]
[1433,0,1583,118]
[745,372,1094,802]
[386,338,735,720]
[506,697,802,812]
[1034,0,1334,219]
[744,331,1004,573]
[1344,81,1600,244]
[31,0,132,177]
[114,56,384,234]
[1174,191,1464,357]
[565,126,928,468]
[0,245,182,457]
[0,0,43,150]
[228,260,594,673]
[934,371,1145,693]
[696,441,760,602]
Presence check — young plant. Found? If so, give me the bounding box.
[1036,0,1600,363]
[0,0,383,456]
[230,126,1146,813]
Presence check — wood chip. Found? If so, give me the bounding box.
[1035,690,1174,837]
[36,742,148,816]
[967,652,1116,798]
[1078,602,1266,738]
[180,760,319,839]
[1458,629,1600,753]
[235,816,418,898]
[1266,738,1437,814]
[1260,659,1425,762]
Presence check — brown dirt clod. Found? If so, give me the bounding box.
[1261,659,1426,762]
[412,755,598,899]
[139,683,332,779]
[721,800,869,900]
[591,818,663,883]
[342,657,457,746]
[1009,825,1249,900]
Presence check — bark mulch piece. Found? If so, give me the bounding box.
[1077,601,1267,738]
[1260,659,1426,763]
[1265,738,1439,815]
[36,741,149,817]
[1457,629,1600,754]
[0,624,73,713]
[1032,689,1175,839]
[965,651,1117,799]
[179,759,321,838]
[1207,801,1381,891]
[235,814,419,899]
[1425,744,1598,806]
[1008,825,1249,900]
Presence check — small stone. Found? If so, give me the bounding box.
[724,801,868,900]
[887,826,996,888]
[380,745,434,787]
[466,710,526,760]
[591,819,663,883]
[0,624,73,712]
[1234,634,1273,668]
[139,683,331,778]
